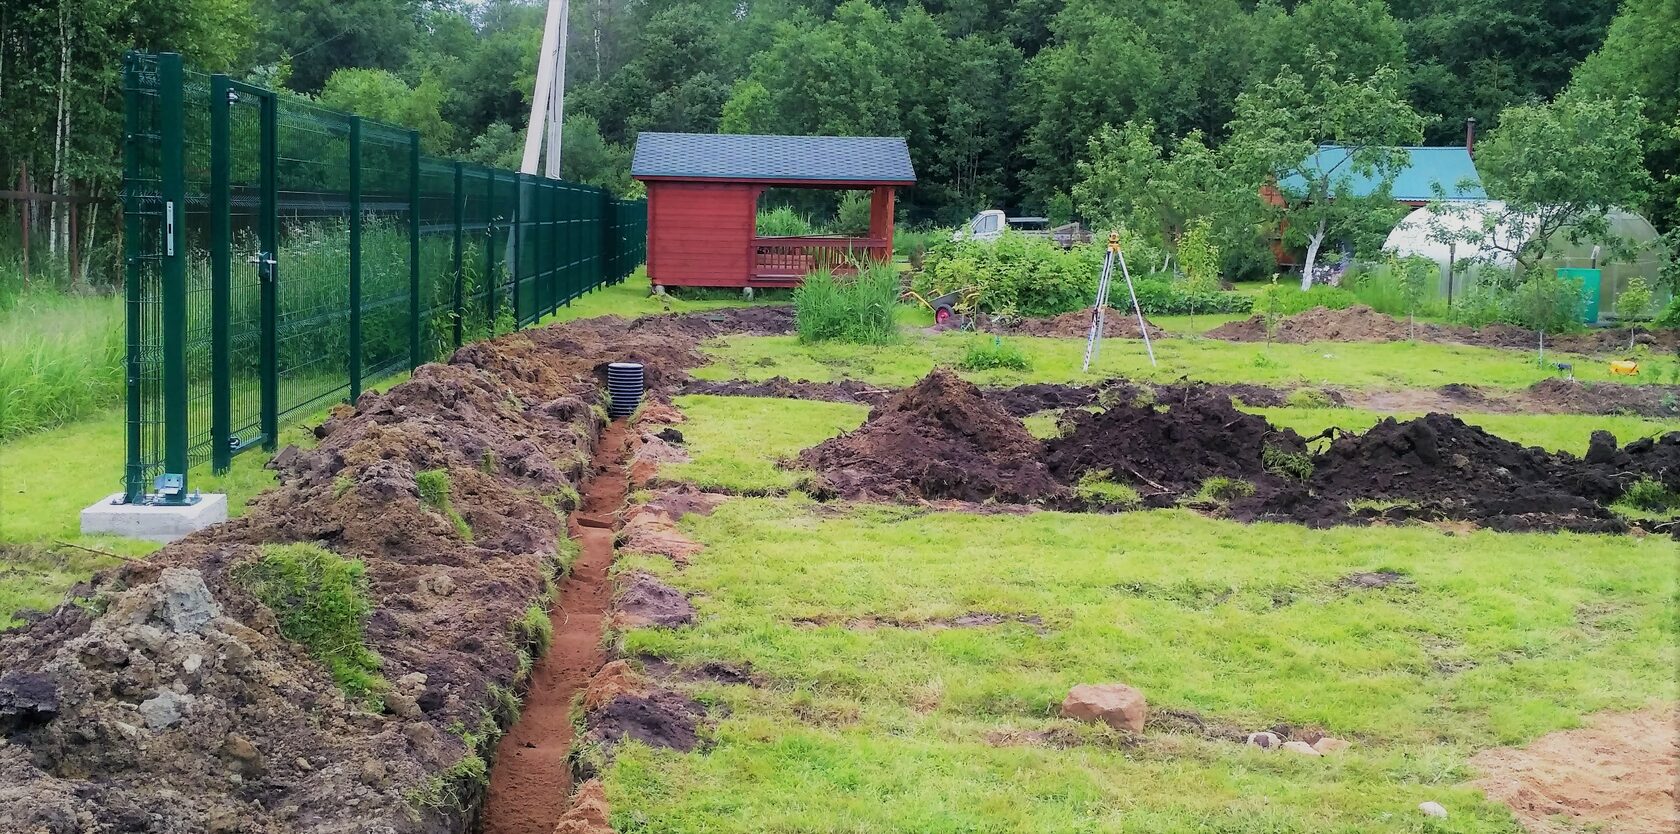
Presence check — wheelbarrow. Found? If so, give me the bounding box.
[905,286,981,327]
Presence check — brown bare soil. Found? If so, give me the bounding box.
[1000,309,1165,339]
[797,369,1066,503]
[0,307,793,833]
[481,422,630,834]
[1471,707,1679,834]
[1207,304,1680,354]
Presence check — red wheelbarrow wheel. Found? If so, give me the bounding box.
[934,305,954,325]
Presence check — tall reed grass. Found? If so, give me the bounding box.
[0,289,125,441]
[794,265,901,345]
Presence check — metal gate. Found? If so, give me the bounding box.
[121,52,647,505]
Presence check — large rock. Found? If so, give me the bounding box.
[160,568,220,634]
[1059,683,1148,733]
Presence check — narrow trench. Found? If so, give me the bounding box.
[480,420,631,834]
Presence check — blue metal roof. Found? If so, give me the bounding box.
[631,132,916,183]
[1278,145,1486,202]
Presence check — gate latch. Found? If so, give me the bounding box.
[248,251,276,283]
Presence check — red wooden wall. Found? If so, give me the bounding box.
[646,181,756,287]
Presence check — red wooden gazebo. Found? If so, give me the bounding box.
[630,132,917,289]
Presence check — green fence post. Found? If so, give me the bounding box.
[348,116,363,402]
[258,86,279,451]
[121,52,145,503]
[512,173,523,329]
[452,161,464,347]
[408,130,422,368]
[210,73,232,474]
[549,181,561,315]
[485,168,497,337]
[157,52,191,501]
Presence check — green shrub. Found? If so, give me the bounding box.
[794,266,900,345]
[1444,271,1588,332]
[1620,477,1679,513]
[757,206,816,237]
[833,191,873,236]
[1348,256,1445,320]
[1654,296,1680,329]
[919,231,1105,317]
[1261,446,1314,481]
[234,543,386,703]
[957,336,1032,371]
[1128,278,1253,316]
[1256,282,1357,316]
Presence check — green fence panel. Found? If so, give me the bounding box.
[121,52,646,503]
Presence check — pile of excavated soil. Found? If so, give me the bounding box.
[1207,304,1680,353]
[797,369,1066,503]
[1044,384,1307,503]
[0,307,794,833]
[1471,708,1679,834]
[1280,416,1680,532]
[1001,309,1165,339]
[1522,378,1680,417]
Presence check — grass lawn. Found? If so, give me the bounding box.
[609,497,1675,833]
[0,375,408,628]
[605,393,1678,832]
[694,332,1643,390]
[535,268,787,326]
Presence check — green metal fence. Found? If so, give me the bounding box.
[121,52,647,504]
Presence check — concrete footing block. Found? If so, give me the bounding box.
[80,493,229,542]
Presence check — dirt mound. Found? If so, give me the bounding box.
[682,376,891,406]
[1004,309,1165,339]
[1524,379,1680,417]
[0,307,791,833]
[584,691,704,754]
[1044,384,1306,501]
[797,369,1065,503]
[1471,708,1679,834]
[1207,304,1680,354]
[614,573,696,628]
[1298,414,1642,532]
[988,382,1104,417]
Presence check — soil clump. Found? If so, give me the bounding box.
[797,369,1066,503]
[998,309,1165,339]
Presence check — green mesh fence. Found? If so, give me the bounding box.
[121,52,645,504]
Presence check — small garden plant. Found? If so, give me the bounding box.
[957,336,1032,371]
[793,265,900,345]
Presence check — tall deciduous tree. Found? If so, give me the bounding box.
[1567,0,1679,231]
[1437,95,1651,273]
[1227,64,1423,289]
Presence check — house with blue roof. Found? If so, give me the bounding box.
[1276,145,1487,206]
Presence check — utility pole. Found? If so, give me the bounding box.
[522,0,569,177]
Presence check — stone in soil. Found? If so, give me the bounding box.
[797,368,1066,503]
[1060,683,1149,733]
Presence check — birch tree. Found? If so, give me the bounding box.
[1227,62,1422,290]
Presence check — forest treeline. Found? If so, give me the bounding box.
[2,0,1675,254]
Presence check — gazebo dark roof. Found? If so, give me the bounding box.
[631,132,916,184]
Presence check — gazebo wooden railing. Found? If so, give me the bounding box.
[750,235,890,283]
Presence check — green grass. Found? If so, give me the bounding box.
[659,395,867,494]
[1249,408,1676,455]
[0,375,408,628]
[234,542,386,704]
[0,290,124,441]
[694,331,1645,390]
[606,498,1675,832]
[535,268,781,326]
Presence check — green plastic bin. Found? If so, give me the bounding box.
[1557,268,1601,324]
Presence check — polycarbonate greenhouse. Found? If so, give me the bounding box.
[1382,201,1668,319]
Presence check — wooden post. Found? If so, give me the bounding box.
[19,163,30,284]
[868,186,895,261]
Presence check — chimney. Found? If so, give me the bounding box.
[1465,117,1477,155]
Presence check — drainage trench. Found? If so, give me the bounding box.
[480,420,631,834]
